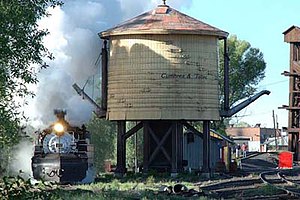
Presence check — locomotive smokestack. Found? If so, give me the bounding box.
[54,109,66,121]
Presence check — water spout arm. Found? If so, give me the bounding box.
[220,90,270,117]
[72,83,106,118]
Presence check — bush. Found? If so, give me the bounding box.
[0,175,57,199]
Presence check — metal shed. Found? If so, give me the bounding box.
[183,131,222,170]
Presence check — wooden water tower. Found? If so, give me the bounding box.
[97,2,269,175]
[99,2,227,174]
[282,25,300,161]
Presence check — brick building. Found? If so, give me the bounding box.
[226,124,279,151]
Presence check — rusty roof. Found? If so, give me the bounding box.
[283,25,300,35]
[99,4,228,38]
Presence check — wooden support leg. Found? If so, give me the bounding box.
[288,133,293,152]
[116,121,126,175]
[297,133,300,161]
[143,122,149,173]
[171,122,183,174]
[203,120,211,174]
[177,122,183,172]
[171,122,177,174]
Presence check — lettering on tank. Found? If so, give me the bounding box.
[160,73,208,80]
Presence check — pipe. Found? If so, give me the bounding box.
[220,90,271,117]
[101,40,108,111]
[224,38,230,111]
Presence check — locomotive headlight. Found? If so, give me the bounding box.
[53,123,64,135]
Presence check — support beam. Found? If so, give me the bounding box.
[288,133,293,152]
[124,122,143,140]
[177,122,183,171]
[171,122,183,173]
[101,40,108,111]
[224,38,230,112]
[143,121,184,173]
[116,121,126,175]
[148,125,172,164]
[143,122,150,173]
[202,120,211,174]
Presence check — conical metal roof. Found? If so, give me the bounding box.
[100,4,228,38]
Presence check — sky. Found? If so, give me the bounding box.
[24,0,299,129]
[179,0,300,128]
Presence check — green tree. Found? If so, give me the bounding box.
[0,0,62,175]
[220,35,266,107]
[214,35,266,133]
[125,122,143,171]
[87,117,116,173]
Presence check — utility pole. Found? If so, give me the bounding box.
[272,110,278,151]
[276,114,279,149]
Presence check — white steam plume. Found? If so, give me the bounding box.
[25,0,192,128]
[9,140,34,178]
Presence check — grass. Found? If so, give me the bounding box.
[240,184,286,198]
[1,172,287,199]
[52,172,208,200]
[1,172,210,200]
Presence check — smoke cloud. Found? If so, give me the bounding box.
[25,0,192,128]
[9,140,34,178]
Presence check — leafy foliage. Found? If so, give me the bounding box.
[125,122,143,171]
[219,35,266,107]
[0,0,62,174]
[87,117,117,172]
[0,175,58,199]
[215,35,266,132]
[87,118,144,173]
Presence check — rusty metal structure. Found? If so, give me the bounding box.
[73,2,270,175]
[282,25,300,161]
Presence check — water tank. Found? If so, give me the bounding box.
[100,4,228,121]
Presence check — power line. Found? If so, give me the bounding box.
[258,79,288,88]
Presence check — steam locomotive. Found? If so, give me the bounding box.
[31,110,94,183]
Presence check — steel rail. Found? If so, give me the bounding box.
[260,170,300,197]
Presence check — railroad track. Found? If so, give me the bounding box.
[197,150,300,200]
[278,169,300,185]
[198,176,264,199]
[260,170,300,197]
[198,169,300,199]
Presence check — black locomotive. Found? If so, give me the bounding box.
[31,110,94,183]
